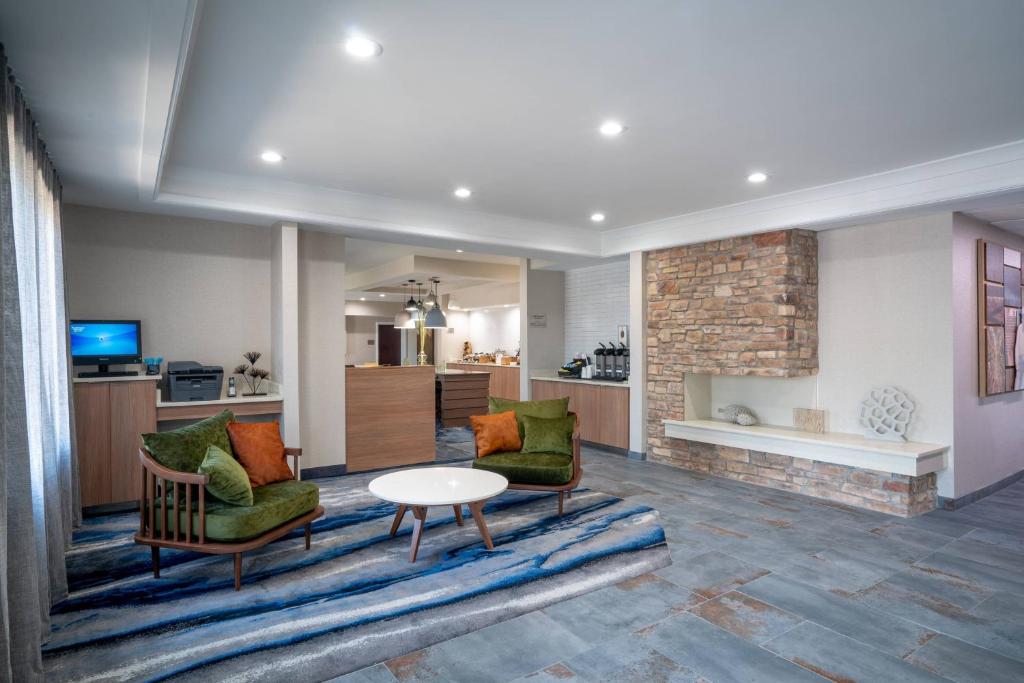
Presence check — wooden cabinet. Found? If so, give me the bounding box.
[73,377,158,507]
[437,371,490,426]
[530,379,629,450]
[446,363,520,400]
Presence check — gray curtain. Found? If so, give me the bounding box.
[0,45,78,682]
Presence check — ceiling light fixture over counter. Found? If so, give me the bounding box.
[747,171,768,183]
[590,212,606,223]
[453,187,472,199]
[260,150,283,163]
[344,35,383,58]
[599,120,625,136]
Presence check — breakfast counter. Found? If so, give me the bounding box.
[445,362,520,400]
[531,376,629,450]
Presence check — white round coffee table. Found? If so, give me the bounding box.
[369,467,509,562]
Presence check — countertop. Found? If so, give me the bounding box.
[73,374,161,384]
[437,369,490,376]
[447,362,520,368]
[530,375,630,388]
[156,392,283,408]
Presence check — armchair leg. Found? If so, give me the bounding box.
[558,490,564,516]
[151,546,160,578]
[304,522,312,550]
[234,553,242,591]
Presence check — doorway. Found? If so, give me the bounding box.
[376,323,402,365]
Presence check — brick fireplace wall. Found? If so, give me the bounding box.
[645,228,937,516]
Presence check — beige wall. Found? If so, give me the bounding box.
[817,214,956,497]
[63,204,272,374]
[298,229,346,469]
[952,212,1024,498]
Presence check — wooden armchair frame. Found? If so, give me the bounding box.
[134,446,325,590]
[474,412,583,515]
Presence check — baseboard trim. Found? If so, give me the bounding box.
[581,440,629,456]
[939,467,1024,509]
[83,501,139,517]
[302,464,348,479]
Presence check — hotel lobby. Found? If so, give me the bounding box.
[2,2,1024,681]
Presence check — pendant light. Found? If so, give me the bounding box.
[423,276,439,309]
[424,277,448,328]
[394,283,414,328]
[404,279,419,311]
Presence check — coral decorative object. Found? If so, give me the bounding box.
[859,386,914,442]
[718,404,758,426]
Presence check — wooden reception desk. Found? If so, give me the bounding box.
[345,365,436,472]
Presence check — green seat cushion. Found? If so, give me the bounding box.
[488,396,569,439]
[521,414,575,456]
[472,451,574,486]
[143,409,235,473]
[156,479,319,542]
[198,444,253,506]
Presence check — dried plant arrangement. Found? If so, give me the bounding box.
[234,351,271,395]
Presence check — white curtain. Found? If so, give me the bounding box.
[0,46,78,681]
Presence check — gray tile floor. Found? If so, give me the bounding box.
[335,448,1024,683]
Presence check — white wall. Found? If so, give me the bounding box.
[298,229,346,469]
[468,307,520,355]
[817,214,956,496]
[564,260,629,359]
[438,308,469,362]
[346,316,391,365]
[522,264,566,396]
[63,204,272,374]
[952,213,1024,498]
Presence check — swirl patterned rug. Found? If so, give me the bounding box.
[44,468,670,682]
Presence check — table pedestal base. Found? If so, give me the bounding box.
[389,502,494,562]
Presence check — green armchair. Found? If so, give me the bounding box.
[134,410,324,590]
[470,398,582,515]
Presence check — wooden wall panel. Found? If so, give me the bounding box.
[978,239,1024,396]
[346,366,436,472]
[110,381,157,504]
[73,383,111,507]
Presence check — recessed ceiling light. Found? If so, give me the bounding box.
[359,297,366,301]
[260,150,284,163]
[482,309,489,313]
[747,171,768,183]
[454,187,472,199]
[590,212,606,223]
[503,304,511,308]
[599,120,625,136]
[378,293,386,297]
[455,249,464,253]
[344,36,382,59]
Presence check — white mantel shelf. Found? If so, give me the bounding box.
[663,419,947,477]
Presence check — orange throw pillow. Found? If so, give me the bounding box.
[470,410,522,457]
[226,422,293,487]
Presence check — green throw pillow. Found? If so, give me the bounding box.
[488,396,570,439]
[142,409,235,473]
[521,414,575,456]
[198,444,253,506]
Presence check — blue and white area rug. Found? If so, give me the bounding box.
[46,469,670,681]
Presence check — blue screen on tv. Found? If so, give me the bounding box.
[70,322,140,358]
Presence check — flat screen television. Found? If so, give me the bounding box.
[69,320,142,377]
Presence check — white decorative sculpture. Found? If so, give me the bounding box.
[859,386,915,442]
[718,404,759,426]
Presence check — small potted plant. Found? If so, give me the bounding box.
[234,351,271,396]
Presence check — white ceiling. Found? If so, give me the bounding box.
[2,0,1024,258]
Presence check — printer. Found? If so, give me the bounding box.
[166,361,224,402]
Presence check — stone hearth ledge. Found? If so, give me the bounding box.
[663,419,947,477]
